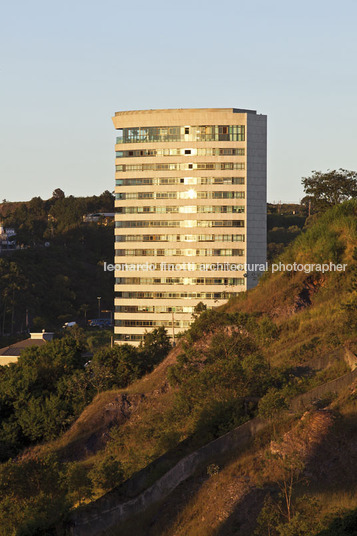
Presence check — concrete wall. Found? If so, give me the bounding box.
[68,417,268,536]
[290,368,357,412]
[290,347,357,412]
[0,356,18,366]
[301,347,353,372]
[68,349,357,536]
[113,108,267,343]
[246,114,267,289]
[306,348,344,371]
[344,347,357,370]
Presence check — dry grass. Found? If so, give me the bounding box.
[106,400,357,536]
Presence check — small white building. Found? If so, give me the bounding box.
[0,331,54,366]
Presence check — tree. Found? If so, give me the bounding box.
[140,326,172,368]
[192,301,207,320]
[258,388,287,435]
[52,188,65,200]
[254,494,322,536]
[301,169,357,212]
[0,337,87,459]
[0,455,68,535]
[65,463,93,504]
[89,455,123,491]
[88,344,140,392]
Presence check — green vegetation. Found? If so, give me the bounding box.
[267,203,307,261]
[0,198,356,535]
[302,169,357,213]
[0,327,171,462]
[2,190,114,245]
[0,191,114,333]
[101,200,357,536]
[317,509,357,535]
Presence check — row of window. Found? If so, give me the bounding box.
[116,291,237,300]
[116,148,245,158]
[115,334,144,341]
[115,319,191,328]
[114,262,245,271]
[115,191,245,200]
[116,125,245,144]
[116,177,245,186]
[115,219,245,228]
[116,206,245,214]
[116,305,194,313]
[115,248,245,257]
[115,234,245,243]
[116,162,245,172]
[115,277,245,285]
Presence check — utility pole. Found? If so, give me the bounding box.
[97,296,101,319]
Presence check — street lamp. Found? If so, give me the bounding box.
[97,296,101,319]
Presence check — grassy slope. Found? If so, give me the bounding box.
[112,396,357,536]
[21,201,357,533]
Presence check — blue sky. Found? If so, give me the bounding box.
[1,0,357,203]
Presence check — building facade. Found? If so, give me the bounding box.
[112,108,267,344]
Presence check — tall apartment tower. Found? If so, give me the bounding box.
[112,108,267,344]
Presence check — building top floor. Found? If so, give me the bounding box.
[114,108,257,117]
[112,108,265,130]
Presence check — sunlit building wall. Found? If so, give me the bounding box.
[112,108,267,344]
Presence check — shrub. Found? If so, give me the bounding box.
[89,456,123,492]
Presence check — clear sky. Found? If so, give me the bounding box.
[1,0,357,203]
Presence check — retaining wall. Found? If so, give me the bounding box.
[68,417,268,536]
[68,348,357,535]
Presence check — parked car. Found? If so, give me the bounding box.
[88,318,113,328]
[62,321,77,328]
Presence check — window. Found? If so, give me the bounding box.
[116,177,245,186]
[115,248,245,257]
[115,125,245,143]
[116,162,245,172]
[115,219,245,228]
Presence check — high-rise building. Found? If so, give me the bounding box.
[112,108,267,344]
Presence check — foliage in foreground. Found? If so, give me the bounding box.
[0,452,124,536]
[1,201,357,535]
[0,327,171,461]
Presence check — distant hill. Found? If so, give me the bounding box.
[0,201,22,218]
[0,191,114,335]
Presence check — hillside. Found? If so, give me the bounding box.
[0,201,357,536]
[0,192,115,334]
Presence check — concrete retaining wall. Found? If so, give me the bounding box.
[344,347,357,370]
[290,368,357,412]
[68,348,357,536]
[68,417,268,536]
[306,348,343,371]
